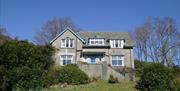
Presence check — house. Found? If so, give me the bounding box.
[50,27,135,81]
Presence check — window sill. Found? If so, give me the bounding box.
[111,65,124,66]
[60,47,74,49]
[111,47,123,49]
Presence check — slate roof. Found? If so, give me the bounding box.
[78,32,133,47]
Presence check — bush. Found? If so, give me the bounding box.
[136,63,176,91]
[173,68,180,91]
[108,75,118,83]
[0,40,55,90]
[134,60,151,77]
[58,64,89,85]
[90,77,101,82]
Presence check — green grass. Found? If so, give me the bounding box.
[46,80,137,91]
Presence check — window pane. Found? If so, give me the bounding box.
[95,40,98,44]
[115,40,118,47]
[70,39,73,47]
[91,41,94,44]
[66,39,69,47]
[112,56,116,60]
[67,55,72,60]
[61,55,66,59]
[118,60,122,65]
[117,55,120,60]
[67,60,71,64]
[61,39,65,47]
[112,60,117,65]
[99,41,103,44]
[63,60,66,65]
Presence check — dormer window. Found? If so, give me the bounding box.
[89,38,104,45]
[61,38,74,48]
[110,39,124,48]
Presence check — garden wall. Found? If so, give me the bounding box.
[77,61,133,81]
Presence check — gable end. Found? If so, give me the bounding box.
[50,27,86,44]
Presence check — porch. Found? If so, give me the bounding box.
[80,52,106,64]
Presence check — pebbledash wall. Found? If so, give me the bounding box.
[77,61,135,81]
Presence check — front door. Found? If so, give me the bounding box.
[90,56,96,64]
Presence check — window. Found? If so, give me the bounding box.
[61,39,74,48]
[89,38,104,45]
[110,40,124,48]
[70,39,73,47]
[111,55,124,66]
[60,55,73,65]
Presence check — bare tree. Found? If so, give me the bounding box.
[131,22,150,61]
[0,26,11,45]
[132,17,178,67]
[34,17,80,45]
[177,33,180,66]
[0,27,7,35]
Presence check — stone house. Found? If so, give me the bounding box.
[50,27,135,81]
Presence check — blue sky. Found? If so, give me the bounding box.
[0,0,180,42]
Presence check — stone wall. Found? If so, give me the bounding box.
[77,62,103,79]
[77,61,134,81]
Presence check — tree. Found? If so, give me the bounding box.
[34,17,80,45]
[132,17,179,67]
[131,25,150,61]
[0,27,7,35]
[0,26,11,45]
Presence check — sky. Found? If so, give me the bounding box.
[0,0,180,42]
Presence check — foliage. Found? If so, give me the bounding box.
[173,68,180,91]
[134,60,151,77]
[57,64,89,85]
[108,75,118,83]
[0,40,54,90]
[136,63,176,91]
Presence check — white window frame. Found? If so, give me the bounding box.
[110,39,124,48]
[61,39,74,48]
[89,38,104,45]
[111,55,124,66]
[59,55,73,65]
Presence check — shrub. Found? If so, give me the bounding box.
[0,65,12,91]
[134,60,151,77]
[173,68,180,91]
[108,75,118,83]
[58,64,89,85]
[91,76,101,82]
[136,63,176,91]
[10,67,50,89]
[0,40,55,90]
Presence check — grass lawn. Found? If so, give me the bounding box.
[46,80,137,91]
